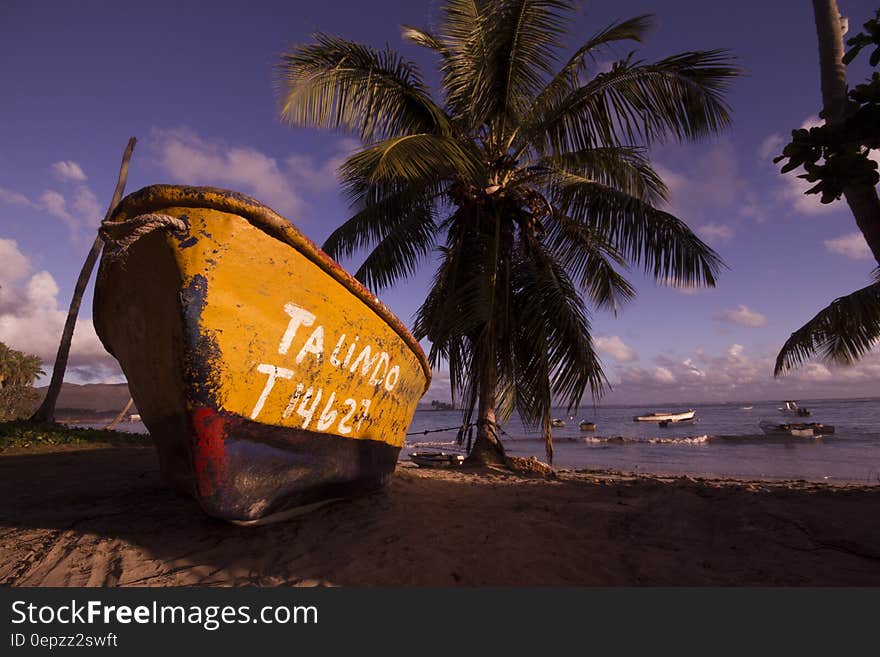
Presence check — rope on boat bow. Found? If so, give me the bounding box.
[99,213,188,262]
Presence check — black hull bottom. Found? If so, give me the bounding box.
[149,406,400,522]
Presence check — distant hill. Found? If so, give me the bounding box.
[34,382,134,417]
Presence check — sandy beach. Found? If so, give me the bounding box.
[2,444,880,586]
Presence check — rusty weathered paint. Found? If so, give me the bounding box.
[94,185,430,522]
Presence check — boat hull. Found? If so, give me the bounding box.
[759,420,833,438]
[94,185,430,522]
[409,452,465,468]
[633,410,696,423]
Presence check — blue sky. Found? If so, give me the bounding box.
[1,0,879,404]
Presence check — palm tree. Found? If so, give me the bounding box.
[775,2,880,376]
[811,0,880,261]
[30,138,136,423]
[277,0,737,463]
[0,342,44,388]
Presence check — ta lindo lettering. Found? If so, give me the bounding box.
[250,303,404,429]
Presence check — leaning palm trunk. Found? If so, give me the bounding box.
[30,138,137,423]
[813,0,880,264]
[104,397,134,431]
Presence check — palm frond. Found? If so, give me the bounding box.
[544,212,636,313]
[414,225,497,382]
[353,203,438,291]
[433,0,492,123]
[340,134,483,194]
[323,183,441,260]
[519,14,655,145]
[485,0,573,135]
[555,174,723,287]
[401,25,451,59]
[528,49,740,153]
[525,145,668,204]
[277,34,449,141]
[510,239,607,415]
[775,280,880,375]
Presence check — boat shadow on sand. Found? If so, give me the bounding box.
[2,446,880,586]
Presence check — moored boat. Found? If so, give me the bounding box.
[759,420,834,437]
[658,417,697,427]
[633,409,696,423]
[551,418,566,428]
[94,185,431,523]
[409,452,465,468]
[778,400,811,417]
[579,420,596,431]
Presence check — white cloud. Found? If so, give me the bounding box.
[594,335,637,362]
[824,231,871,260]
[72,187,102,223]
[797,363,833,382]
[715,305,768,328]
[0,239,118,380]
[0,238,31,288]
[0,187,36,208]
[51,160,87,183]
[652,366,675,384]
[38,190,72,221]
[605,341,880,403]
[757,134,785,164]
[285,137,360,193]
[681,358,705,379]
[698,222,734,244]
[152,128,305,216]
[38,189,83,241]
[1,182,100,244]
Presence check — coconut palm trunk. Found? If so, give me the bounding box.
[30,138,137,423]
[467,353,506,466]
[813,0,880,264]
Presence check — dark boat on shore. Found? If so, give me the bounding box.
[409,452,465,468]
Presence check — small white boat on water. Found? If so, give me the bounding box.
[579,420,596,431]
[633,409,696,424]
[759,420,835,438]
[778,400,811,417]
[551,418,566,428]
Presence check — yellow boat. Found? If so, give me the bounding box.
[93,185,431,523]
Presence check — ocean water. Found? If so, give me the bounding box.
[81,397,880,484]
[405,398,880,484]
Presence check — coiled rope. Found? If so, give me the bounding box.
[99,213,188,262]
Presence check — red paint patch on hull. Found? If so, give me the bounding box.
[191,407,230,497]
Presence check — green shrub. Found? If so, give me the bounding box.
[0,421,151,452]
[0,385,40,421]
